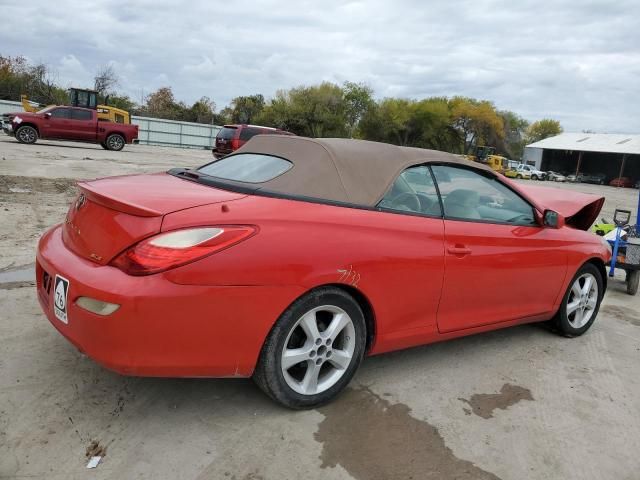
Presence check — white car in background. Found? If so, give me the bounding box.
[516,164,547,181]
[547,171,567,182]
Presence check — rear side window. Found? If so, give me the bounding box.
[50,108,70,119]
[198,153,292,183]
[70,109,92,121]
[217,127,237,140]
[239,127,262,141]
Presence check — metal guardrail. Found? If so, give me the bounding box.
[0,99,222,150]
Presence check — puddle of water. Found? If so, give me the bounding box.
[0,264,35,284]
[459,383,533,419]
[315,387,500,480]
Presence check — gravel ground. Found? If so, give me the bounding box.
[0,135,639,480]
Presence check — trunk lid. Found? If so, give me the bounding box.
[62,172,246,264]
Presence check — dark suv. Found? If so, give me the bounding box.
[212,124,294,158]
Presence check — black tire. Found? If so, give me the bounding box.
[626,270,639,296]
[105,134,125,151]
[551,263,603,337]
[532,174,538,181]
[15,125,38,144]
[516,174,523,179]
[100,141,109,150]
[253,287,366,409]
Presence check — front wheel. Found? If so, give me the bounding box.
[15,125,38,144]
[105,134,125,151]
[516,174,523,179]
[532,174,538,181]
[253,287,366,409]
[551,263,603,336]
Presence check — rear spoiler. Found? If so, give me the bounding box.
[77,181,162,217]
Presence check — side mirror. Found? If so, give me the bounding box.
[543,209,565,229]
[44,112,51,119]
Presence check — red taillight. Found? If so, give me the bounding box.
[231,138,240,150]
[110,226,256,276]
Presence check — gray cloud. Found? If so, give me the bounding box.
[1,0,638,132]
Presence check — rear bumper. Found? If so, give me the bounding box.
[37,225,303,377]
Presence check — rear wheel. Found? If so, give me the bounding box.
[106,134,125,151]
[16,125,38,144]
[100,141,109,150]
[253,287,366,409]
[627,270,639,295]
[551,263,603,336]
[516,174,523,179]
[532,174,538,181]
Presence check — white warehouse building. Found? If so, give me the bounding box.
[523,133,640,185]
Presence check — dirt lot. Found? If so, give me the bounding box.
[1,135,639,480]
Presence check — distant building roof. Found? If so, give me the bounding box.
[526,133,640,155]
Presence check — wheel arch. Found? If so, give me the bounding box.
[292,283,377,354]
[17,122,39,134]
[325,283,376,353]
[106,131,126,141]
[585,257,607,293]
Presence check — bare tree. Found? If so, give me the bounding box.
[94,64,119,101]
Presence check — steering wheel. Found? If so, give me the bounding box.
[390,192,421,212]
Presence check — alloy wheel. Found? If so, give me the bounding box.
[108,135,124,150]
[18,127,36,143]
[280,305,356,395]
[566,273,599,328]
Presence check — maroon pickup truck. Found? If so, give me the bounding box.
[3,106,138,151]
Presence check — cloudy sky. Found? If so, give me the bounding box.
[1,0,638,132]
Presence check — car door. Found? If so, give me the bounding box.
[431,165,567,333]
[376,165,445,332]
[43,108,72,138]
[69,108,95,141]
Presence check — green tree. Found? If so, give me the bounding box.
[449,97,504,154]
[493,110,529,159]
[343,81,374,137]
[186,96,216,124]
[140,87,189,120]
[358,97,456,151]
[106,94,137,113]
[257,82,348,137]
[228,94,265,123]
[525,119,563,144]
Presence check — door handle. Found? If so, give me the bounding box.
[447,245,472,256]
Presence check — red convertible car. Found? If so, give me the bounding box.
[36,136,610,408]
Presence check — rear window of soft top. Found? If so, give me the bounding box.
[198,153,292,183]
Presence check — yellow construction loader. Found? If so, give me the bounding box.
[466,146,508,174]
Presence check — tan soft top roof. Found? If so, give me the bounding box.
[233,135,492,207]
